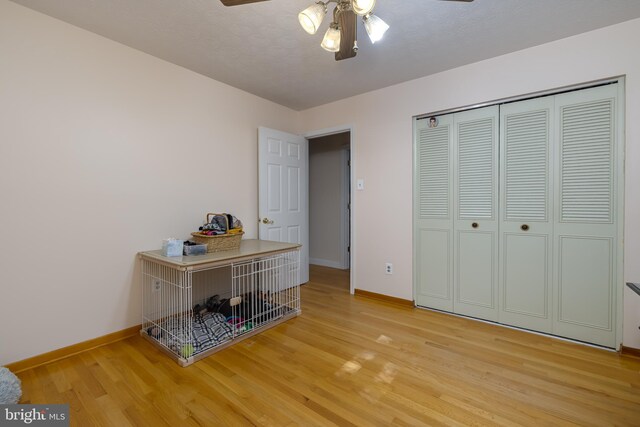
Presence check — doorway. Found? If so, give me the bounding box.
[308,131,351,290]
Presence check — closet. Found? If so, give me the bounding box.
[414,83,623,348]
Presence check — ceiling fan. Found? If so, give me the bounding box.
[219,0,474,61]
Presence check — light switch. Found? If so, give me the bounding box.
[356,179,364,190]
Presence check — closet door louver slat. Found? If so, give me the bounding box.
[505,109,549,221]
[457,118,495,220]
[418,126,450,219]
[560,99,614,223]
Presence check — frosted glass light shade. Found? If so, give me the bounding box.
[321,25,341,52]
[363,13,389,43]
[351,0,376,16]
[299,3,326,35]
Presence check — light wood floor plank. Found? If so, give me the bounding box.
[16,265,640,426]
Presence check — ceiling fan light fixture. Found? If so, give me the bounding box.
[320,23,341,52]
[351,0,376,16]
[363,13,389,44]
[299,2,327,35]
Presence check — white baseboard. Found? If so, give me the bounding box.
[309,257,345,269]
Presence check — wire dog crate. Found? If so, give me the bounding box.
[139,240,301,366]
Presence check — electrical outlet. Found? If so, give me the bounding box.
[385,263,393,275]
[153,280,161,293]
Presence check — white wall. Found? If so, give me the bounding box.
[0,0,299,365]
[309,133,349,268]
[300,18,640,348]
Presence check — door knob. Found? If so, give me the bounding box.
[472,222,478,229]
[261,218,274,225]
[521,224,529,231]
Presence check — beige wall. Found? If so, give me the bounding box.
[0,1,299,365]
[309,133,349,268]
[300,18,640,348]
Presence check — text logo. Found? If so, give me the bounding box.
[0,405,69,426]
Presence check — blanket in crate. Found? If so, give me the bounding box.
[160,312,234,355]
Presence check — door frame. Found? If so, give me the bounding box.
[304,124,355,295]
[341,147,351,270]
[412,76,625,349]
[614,78,625,349]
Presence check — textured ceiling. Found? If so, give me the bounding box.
[10,0,640,110]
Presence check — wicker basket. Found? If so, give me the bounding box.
[190,231,244,253]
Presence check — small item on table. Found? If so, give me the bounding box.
[162,238,184,257]
[183,241,207,256]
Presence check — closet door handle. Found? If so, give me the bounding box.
[260,218,274,225]
[521,224,529,231]
[471,222,479,229]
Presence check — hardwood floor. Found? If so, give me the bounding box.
[18,265,640,426]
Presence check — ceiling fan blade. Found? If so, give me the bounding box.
[335,9,357,61]
[219,0,269,6]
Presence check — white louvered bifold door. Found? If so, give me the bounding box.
[499,97,554,332]
[552,84,619,348]
[453,106,499,321]
[414,114,454,311]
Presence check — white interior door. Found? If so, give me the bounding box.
[552,85,619,348]
[453,106,499,321]
[414,114,454,311]
[414,83,621,348]
[499,96,554,333]
[258,127,309,284]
